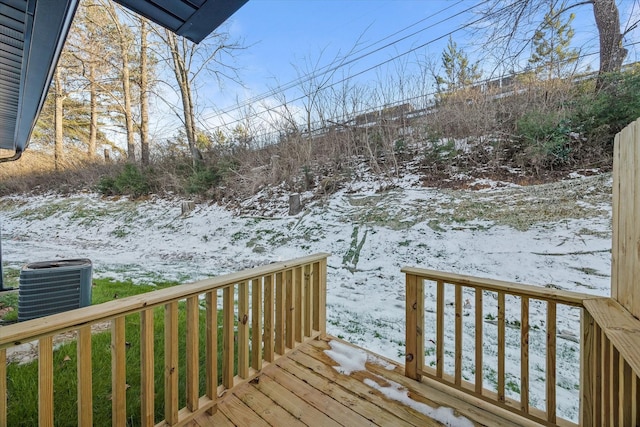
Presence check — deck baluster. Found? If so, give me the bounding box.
[205,290,218,414]
[521,297,529,414]
[186,296,200,411]
[251,278,263,371]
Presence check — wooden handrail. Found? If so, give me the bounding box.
[0,253,329,427]
[582,298,640,426]
[0,253,329,349]
[583,298,640,377]
[401,266,598,307]
[404,268,594,427]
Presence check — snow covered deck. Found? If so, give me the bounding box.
[193,337,530,427]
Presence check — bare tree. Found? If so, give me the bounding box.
[103,1,137,162]
[69,0,111,159]
[155,28,243,166]
[592,0,628,79]
[53,67,65,169]
[139,18,150,165]
[481,0,635,87]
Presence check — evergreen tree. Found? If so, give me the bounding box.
[435,36,482,94]
[528,6,579,79]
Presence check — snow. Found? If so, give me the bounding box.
[324,340,473,427]
[324,340,368,375]
[0,171,613,422]
[363,378,474,427]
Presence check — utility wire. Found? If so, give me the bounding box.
[202,0,529,131]
[201,0,487,123]
[202,5,640,134]
[210,42,640,143]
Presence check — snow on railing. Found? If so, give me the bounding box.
[0,253,328,426]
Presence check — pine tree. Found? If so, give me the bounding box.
[528,7,579,79]
[435,36,482,94]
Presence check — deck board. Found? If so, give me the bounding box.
[251,373,343,427]
[217,394,271,427]
[285,348,436,426]
[275,356,416,426]
[234,383,306,426]
[195,337,533,427]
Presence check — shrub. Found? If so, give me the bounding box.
[97,163,151,197]
[573,69,640,152]
[187,165,222,194]
[516,110,572,171]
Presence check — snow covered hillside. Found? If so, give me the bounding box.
[0,171,612,421]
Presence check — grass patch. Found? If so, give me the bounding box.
[346,173,611,232]
[5,278,239,426]
[0,267,21,322]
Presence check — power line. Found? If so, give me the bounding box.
[208,43,640,144]
[201,0,487,124]
[201,0,525,132]
[201,5,640,135]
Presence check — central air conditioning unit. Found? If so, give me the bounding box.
[18,259,93,322]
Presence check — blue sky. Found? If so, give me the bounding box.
[166,0,639,136]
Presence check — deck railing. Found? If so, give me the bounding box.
[0,253,328,427]
[582,297,640,426]
[402,266,619,427]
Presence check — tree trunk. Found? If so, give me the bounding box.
[107,1,136,162]
[166,31,200,166]
[140,19,150,165]
[593,0,627,87]
[54,67,64,170]
[121,49,136,162]
[88,60,97,159]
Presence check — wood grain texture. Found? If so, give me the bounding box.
[186,296,200,411]
[164,303,179,424]
[436,280,444,378]
[521,297,529,414]
[111,317,127,426]
[0,253,330,351]
[405,273,421,380]
[251,278,263,371]
[475,289,483,394]
[580,309,594,427]
[38,336,54,427]
[455,284,463,386]
[222,286,234,389]
[498,292,505,404]
[316,259,327,337]
[611,130,621,299]
[304,264,312,338]
[263,274,274,362]
[285,269,295,349]
[401,267,593,306]
[275,271,285,355]
[77,326,93,427]
[611,118,640,318]
[546,301,557,423]
[140,309,155,425]
[191,336,570,427]
[584,298,640,377]
[205,290,218,414]
[294,266,304,343]
[594,323,602,425]
[238,281,249,379]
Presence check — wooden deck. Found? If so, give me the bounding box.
[193,337,534,427]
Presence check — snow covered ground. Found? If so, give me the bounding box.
[0,171,612,421]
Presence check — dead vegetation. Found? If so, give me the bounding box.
[1,69,638,202]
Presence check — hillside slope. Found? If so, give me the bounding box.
[0,171,612,420]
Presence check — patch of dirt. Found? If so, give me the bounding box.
[5,321,111,364]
